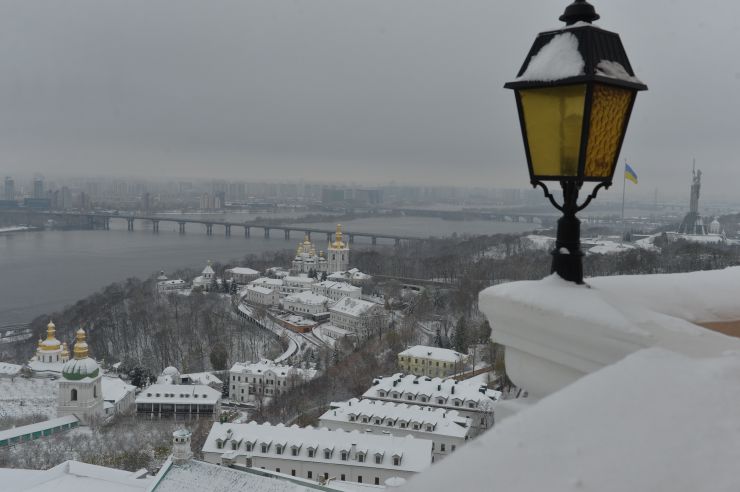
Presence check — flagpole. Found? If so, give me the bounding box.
[621,160,627,245]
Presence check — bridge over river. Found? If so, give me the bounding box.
[5,211,420,245]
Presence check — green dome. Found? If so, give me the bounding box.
[61,357,100,380]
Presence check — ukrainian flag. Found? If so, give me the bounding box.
[625,164,638,184]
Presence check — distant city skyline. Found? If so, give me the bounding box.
[1,1,738,200]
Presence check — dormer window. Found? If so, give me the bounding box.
[393,456,401,466]
[324,449,332,459]
[291,446,299,456]
[261,443,269,453]
[246,443,253,452]
[468,402,476,408]
[375,454,383,464]
[216,439,223,449]
[438,398,445,404]
[308,448,315,458]
[276,445,283,455]
[231,441,238,450]
[340,451,348,461]
[426,425,433,431]
[358,453,365,463]
[400,422,407,429]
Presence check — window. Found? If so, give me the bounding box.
[308,448,315,458]
[324,449,331,459]
[407,395,413,401]
[341,451,348,461]
[375,454,382,464]
[246,443,252,452]
[324,473,329,480]
[358,453,365,463]
[400,422,406,428]
[93,385,97,398]
[440,444,446,452]
[216,440,223,449]
[375,419,381,425]
[276,445,282,455]
[375,478,380,485]
[454,401,460,407]
[261,443,268,453]
[291,447,298,456]
[70,389,77,401]
[438,398,445,404]
[276,468,280,473]
[308,471,313,479]
[291,470,296,476]
[358,476,363,484]
[231,442,237,450]
[341,474,346,481]
[393,456,401,466]
[426,425,433,431]
[451,445,456,452]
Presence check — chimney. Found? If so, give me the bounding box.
[172,429,193,465]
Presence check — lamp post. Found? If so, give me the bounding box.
[505,0,647,284]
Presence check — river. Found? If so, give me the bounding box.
[0,216,536,326]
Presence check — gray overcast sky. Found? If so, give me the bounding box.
[1,0,739,197]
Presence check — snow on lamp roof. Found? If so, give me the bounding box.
[404,348,740,492]
[516,32,584,82]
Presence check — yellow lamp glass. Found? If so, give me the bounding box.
[584,84,634,178]
[519,84,586,177]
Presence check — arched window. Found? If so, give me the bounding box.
[93,385,97,398]
[71,389,78,401]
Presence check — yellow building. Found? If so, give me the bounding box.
[398,346,470,378]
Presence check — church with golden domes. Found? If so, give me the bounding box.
[28,321,70,376]
[291,224,350,275]
[57,328,104,425]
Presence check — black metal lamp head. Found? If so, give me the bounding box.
[504,2,647,188]
[559,0,600,25]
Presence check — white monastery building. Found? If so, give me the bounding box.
[281,291,331,316]
[363,373,501,435]
[310,280,361,302]
[327,268,372,286]
[398,345,471,378]
[281,275,317,295]
[225,267,260,285]
[243,284,280,306]
[229,359,318,404]
[135,382,221,415]
[157,279,188,293]
[57,328,104,425]
[329,297,386,333]
[319,398,472,461]
[101,375,136,417]
[28,320,70,376]
[202,421,433,486]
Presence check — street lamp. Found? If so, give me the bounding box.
[504,0,647,284]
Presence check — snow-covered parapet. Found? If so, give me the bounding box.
[479,267,740,400]
[404,348,740,492]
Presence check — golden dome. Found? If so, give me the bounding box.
[61,342,70,357]
[330,223,347,249]
[73,328,89,360]
[40,319,61,351]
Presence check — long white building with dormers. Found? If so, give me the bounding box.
[229,360,317,404]
[319,398,472,461]
[202,421,432,486]
[362,373,501,435]
[310,280,361,302]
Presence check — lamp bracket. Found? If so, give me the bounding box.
[532,180,611,213]
[531,181,564,212]
[576,181,610,211]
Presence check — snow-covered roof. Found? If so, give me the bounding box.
[180,372,223,386]
[363,374,500,410]
[404,348,740,492]
[283,291,330,306]
[330,297,379,317]
[230,360,316,380]
[250,277,284,287]
[158,279,187,286]
[203,422,432,473]
[101,376,136,404]
[0,415,78,442]
[0,459,151,491]
[0,362,21,376]
[327,270,371,281]
[320,398,471,439]
[61,356,100,380]
[399,346,467,363]
[150,458,312,492]
[201,264,215,275]
[135,384,221,405]
[227,267,259,275]
[246,285,276,295]
[284,275,317,285]
[314,281,361,293]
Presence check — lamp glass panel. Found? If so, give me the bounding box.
[519,84,586,178]
[584,84,634,178]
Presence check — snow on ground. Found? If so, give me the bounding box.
[585,239,635,255]
[0,226,34,233]
[0,377,57,422]
[634,234,660,251]
[521,234,555,251]
[405,348,740,492]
